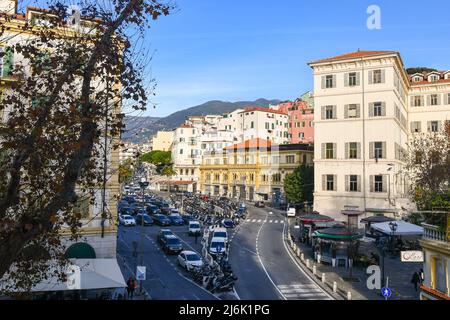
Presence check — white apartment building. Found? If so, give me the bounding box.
[309,50,450,226]
[119,142,138,164]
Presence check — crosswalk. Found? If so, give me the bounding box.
[277,283,330,300]
[246,218,284,224]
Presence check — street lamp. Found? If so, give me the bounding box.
[137,177,149,294]
[389,221,398,257]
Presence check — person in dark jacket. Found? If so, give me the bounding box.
[126,276,135,299]
[411,271,420,291]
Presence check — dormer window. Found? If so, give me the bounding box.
[445,73,450,80]
[413,76,422,82]
[429,74,440,82]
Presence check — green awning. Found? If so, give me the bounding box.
[65,243,97,259]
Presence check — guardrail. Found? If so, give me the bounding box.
[422,223,448,242]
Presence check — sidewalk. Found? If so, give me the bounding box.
[116,253,152,300]
[287,220,422,300]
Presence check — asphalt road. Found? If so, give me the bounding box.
[229,205,332,300]
[117,194,331,300]
[117,223,219,300]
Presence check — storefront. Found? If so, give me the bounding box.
[297,212,335,245]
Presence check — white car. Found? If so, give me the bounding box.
[119,214,136,226]
[209,237,227,256]
[212,227,228,243]
[188,221,201,236]
[177,251,203,271]
[287,207,296,217]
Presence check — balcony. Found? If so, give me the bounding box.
[422,223,448,242]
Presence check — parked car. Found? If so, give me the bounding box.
[157,229,174,243]
[287,206,296,217]
[182,214,196,224]
[255,201,265,208]
[135,214,154,226]
[209,237,226,256]
[153,214,171,226]
[170,208,180,214]
[212,227,228,243]
[160,235,183,254]
[168,214,184,226]
[120,207,132,216]
[177,251,203,271]
[118,215,136,226]
[220,219,235,229]
[188,221,201,236]
[146,205,161,215]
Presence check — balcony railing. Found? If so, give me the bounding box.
[422,223,448,242]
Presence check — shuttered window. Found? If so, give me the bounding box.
[323,175,336,191]
[0,47,13,77]
[345,175,360,192]
[344,104,360,118]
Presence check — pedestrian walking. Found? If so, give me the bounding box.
[419,268,424,284]
[194,233,199,244]
[411,271,420,291]
[127,276,136,299]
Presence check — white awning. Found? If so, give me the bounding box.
[2,259,126,292]
[370,221,423,236]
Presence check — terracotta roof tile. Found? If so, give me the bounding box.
[239,106,287,116]
[309,50,398,64]
[225,138,274,150]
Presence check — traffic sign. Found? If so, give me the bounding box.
[136,266,146,281]
[381,287,391,298]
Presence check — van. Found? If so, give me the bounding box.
[212,227,228,243]
[188,221,201,236]
[287,206,296,217]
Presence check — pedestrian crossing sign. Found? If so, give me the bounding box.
[136,266,146,281]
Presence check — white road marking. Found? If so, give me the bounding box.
[281,220,334,300]
[247,219,251,222]
[252,219,256,222]
[269,220,273,223]
[254,211,287,300]
[257,219,262,223]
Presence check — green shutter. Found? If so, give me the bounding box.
[2,47,13,77]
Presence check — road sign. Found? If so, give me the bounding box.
[136,266,146,281]
[381,287,391,298]
[401,251,423,262]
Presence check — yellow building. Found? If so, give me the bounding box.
[199,138,313,203]
[151,130,174,151]
[420,213,450,300]
[0,1,124,296]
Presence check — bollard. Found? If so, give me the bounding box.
[347,291,352,300]
[312,265,316,275]
[317,254,321,264]
[293,243,297,251]
[296,248,301,257]
[306,259,310,268]
[321,273,326,283]
[333,282,337,293]
[300,253,304,261]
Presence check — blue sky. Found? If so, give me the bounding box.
[142,0,450,117]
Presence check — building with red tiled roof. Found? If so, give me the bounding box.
[224,138,273,151]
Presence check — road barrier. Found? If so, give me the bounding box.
[347,291,352,300]
[333,282,337,293]
[322,273,326,283]
[306,259,310,268]
[312,265,317,275]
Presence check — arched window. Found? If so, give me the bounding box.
[65,242,96,259]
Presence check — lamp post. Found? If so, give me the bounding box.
[138,177,149,294]
[389,221,398,257]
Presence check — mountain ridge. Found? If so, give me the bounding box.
[122,98,282,144]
